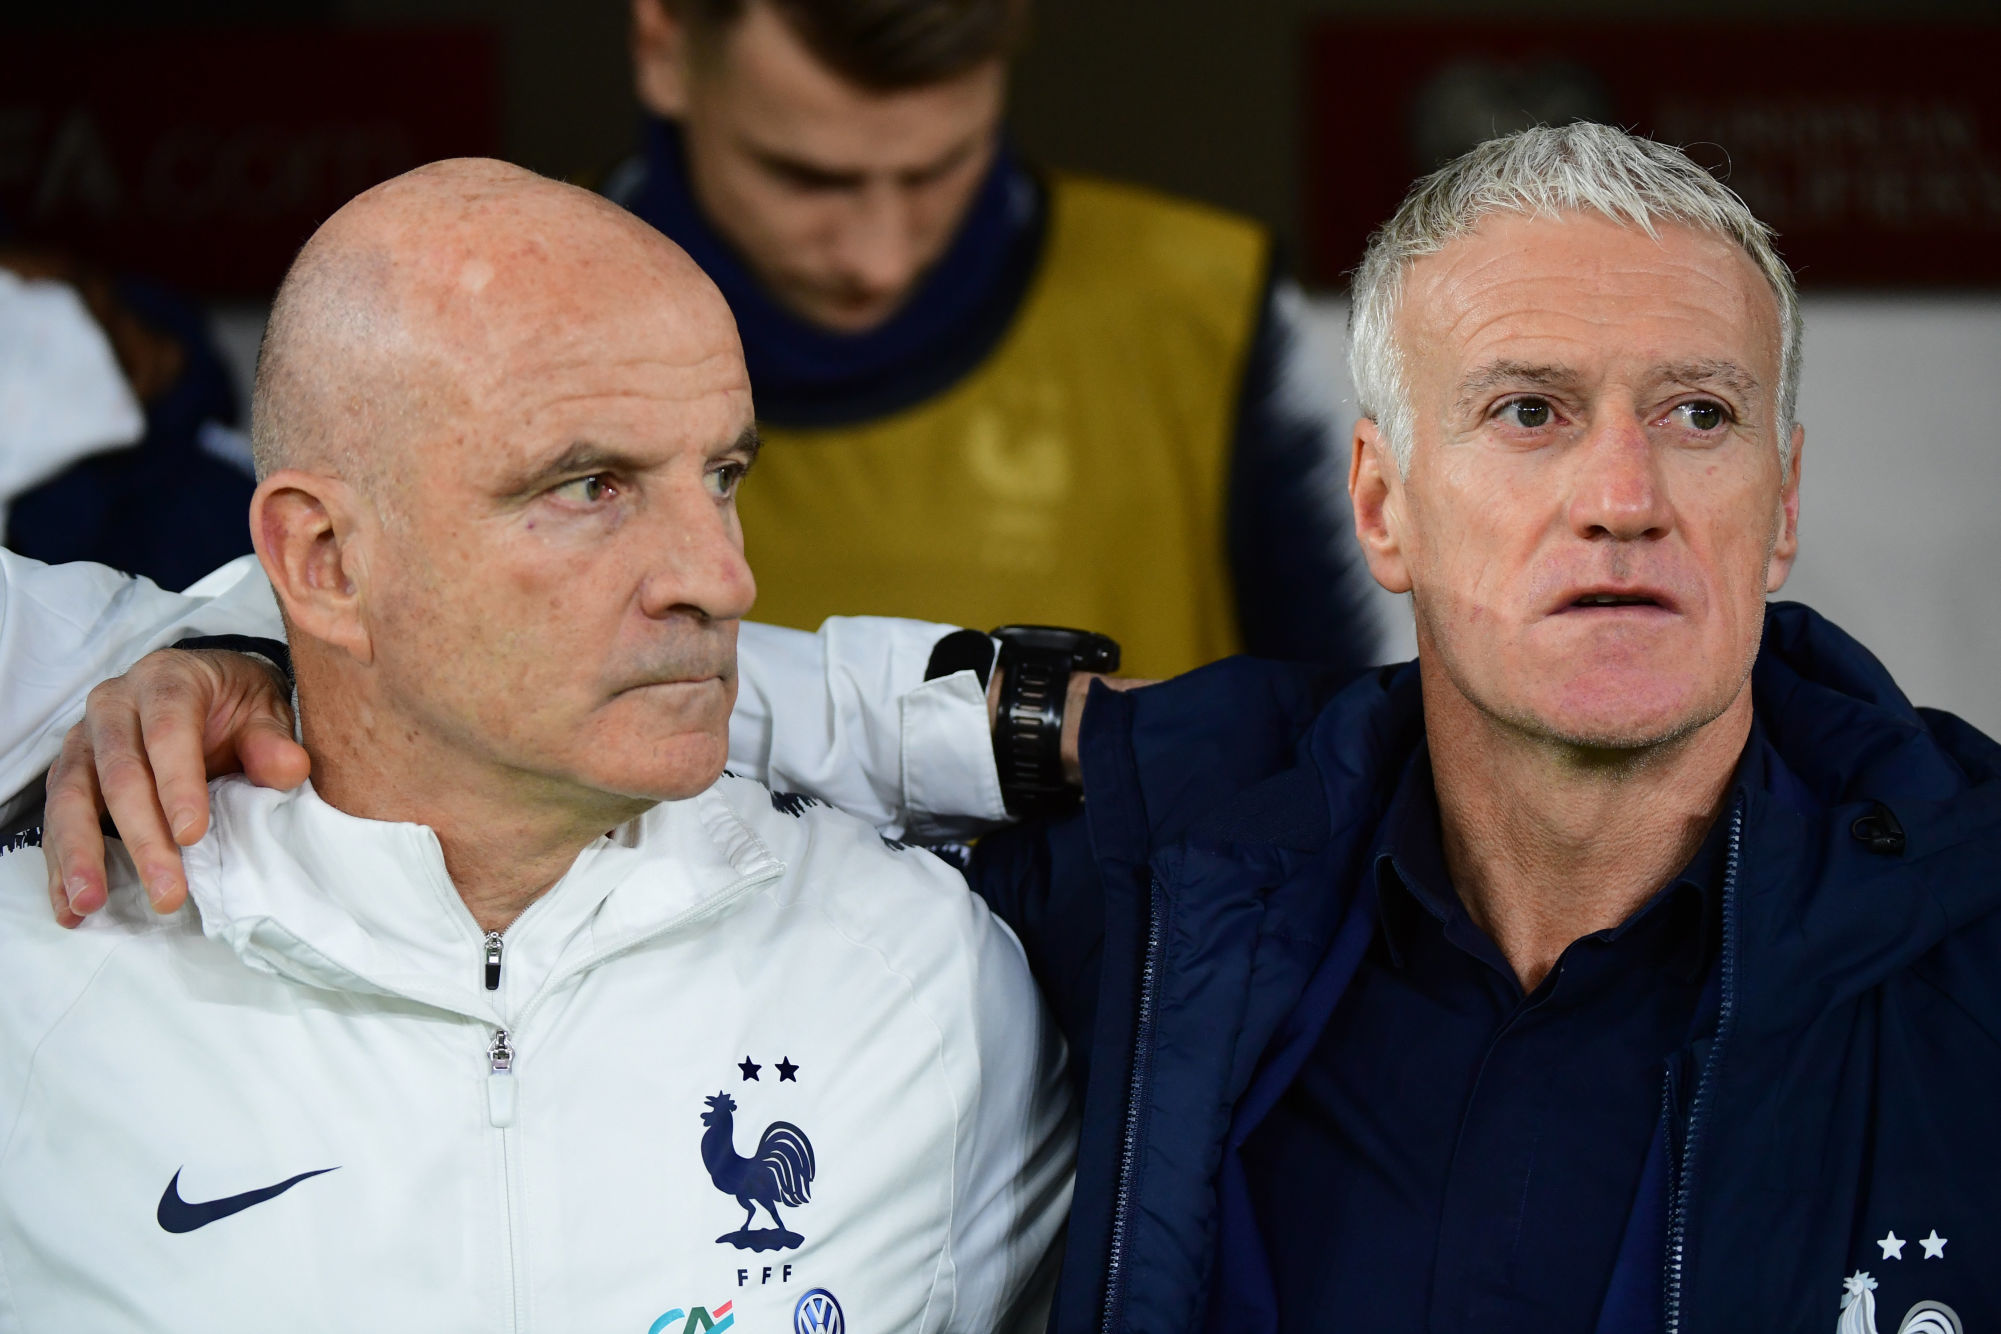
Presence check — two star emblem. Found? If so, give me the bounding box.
[1877,1229,1948,1260]
[737,1054,801,1082]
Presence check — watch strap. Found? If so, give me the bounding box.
[989,625,1119,818]
[994,651,1070,818]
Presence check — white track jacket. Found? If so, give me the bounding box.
[0,551,1049,1331]
[0,771,1072,1333]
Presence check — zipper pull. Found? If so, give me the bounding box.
[487,1028,517,1128]
[482,931,504,992]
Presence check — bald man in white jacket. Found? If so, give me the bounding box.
[0,160,1068,1334]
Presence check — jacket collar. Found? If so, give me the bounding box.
[180,778,785,1023]
[1370,731,1753,984]
[1730,603,2001,1032]
[1150,603,2001,1005]
[1195,601,2001,1148]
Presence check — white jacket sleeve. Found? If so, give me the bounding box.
[0,555,1006,839]
[731,617,1007,842]
[0,553,282,818]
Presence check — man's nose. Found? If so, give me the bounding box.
[638,485,757,624]
[835,186,921,299]
[1566,408,1672,542]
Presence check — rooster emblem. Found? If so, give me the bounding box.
[701,1091,817,1251]
[1837,1273,1962,1334]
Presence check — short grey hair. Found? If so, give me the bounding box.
[1348,122,1802,475]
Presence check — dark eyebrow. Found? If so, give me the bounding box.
[726,424,763,472]
[897,137,981,185]
[1654,359,1762,399]
[743,133,984,191]
[1453,361,1583,414]
[749,148,867,191]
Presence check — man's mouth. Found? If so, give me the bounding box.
[617,673,729,696]
[1556,587,1677,614]
[1572,593,1660,607]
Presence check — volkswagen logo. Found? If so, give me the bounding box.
[793,1288,844,1334]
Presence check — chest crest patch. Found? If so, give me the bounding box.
[1838,1272,1962,1334]
[700,1062,817,1253]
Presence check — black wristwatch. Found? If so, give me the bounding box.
[989,624,1120,817]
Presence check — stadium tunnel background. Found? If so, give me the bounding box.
[8,0,2001,733]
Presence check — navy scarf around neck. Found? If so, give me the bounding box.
[621,118,1046,428]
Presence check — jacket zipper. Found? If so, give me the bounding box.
[1656,1067,1678,1324]
[488,1027,517,1125]
[1662,794,1745,1334]
[489,1023,524,1334]
[483,926,516,1127]
[484,919,523,1333]
[1101,875,1167,1334]
[470,861,784,1136]
[479,919,520,1330]
[484,930,505,991]
[469,866,779,1334]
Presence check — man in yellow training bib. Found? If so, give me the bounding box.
[605,0,1383,678]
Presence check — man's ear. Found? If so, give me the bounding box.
[1766,422,1806,593]
[249,470,377,666]
[1350,417,1414,595]
[632,0,694,118]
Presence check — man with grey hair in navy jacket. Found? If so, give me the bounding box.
[41,123,2001,1332]
[976,122,1998,1333]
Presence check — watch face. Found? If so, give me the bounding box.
[993,625,1083,650]
[992,626,1121,674]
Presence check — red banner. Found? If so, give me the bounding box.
[1,28,499,296]
[1305,23,2001,287]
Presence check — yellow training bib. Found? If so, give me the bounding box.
[738,173,1269,679]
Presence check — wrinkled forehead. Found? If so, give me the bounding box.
[1398,213,1783,387]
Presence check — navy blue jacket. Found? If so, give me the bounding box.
[972,603,2001,1332]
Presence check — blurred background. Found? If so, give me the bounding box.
[6,0,2000,728]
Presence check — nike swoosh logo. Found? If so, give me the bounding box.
[156,1165,339,1234]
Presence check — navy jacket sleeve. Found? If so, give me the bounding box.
[965,805,1107,1090]
[968,661,1358,1092]
[1225,271,1384,672]
[966,661,1362,1334]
